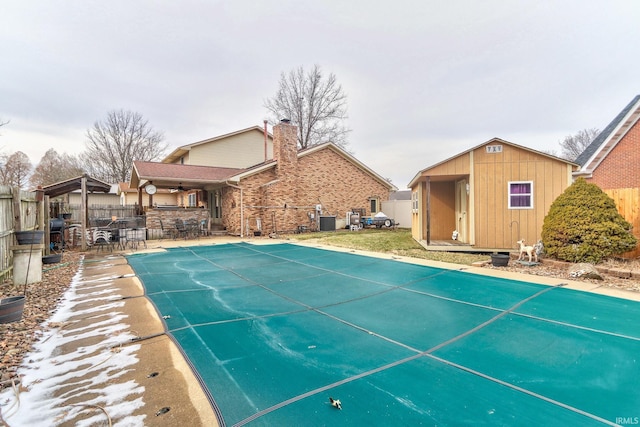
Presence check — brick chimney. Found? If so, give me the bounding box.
[273,119,298,180]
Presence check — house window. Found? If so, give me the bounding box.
[508,181,533,209]
[188,193,197,207]
[412,191,418,212]
[370,198,378,214]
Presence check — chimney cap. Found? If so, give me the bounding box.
[280,118,291,124]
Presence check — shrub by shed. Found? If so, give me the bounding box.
[541,178,637,263]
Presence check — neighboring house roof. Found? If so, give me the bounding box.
[162,125,272,164]
[118,182,171,195]
[408,137,578,188]
[574,94,640,175]
[130,161,244,189]
[71,183,118,194]
[389,190,411,200]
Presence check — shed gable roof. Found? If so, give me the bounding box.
[574,95,640,175]
[408,137,577,188]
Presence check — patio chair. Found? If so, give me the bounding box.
[199,218,210,237]
[185,218,200,239]
[92,229,113,252]
[126,229,146,249]
[174,219,188,240]
[109,220,128,250]
[159,219,171,240]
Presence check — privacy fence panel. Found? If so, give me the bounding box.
[604,187,640,259]
[0,186,13,281]
[0,187,40,282]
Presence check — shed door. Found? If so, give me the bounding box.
[455,180,468,242]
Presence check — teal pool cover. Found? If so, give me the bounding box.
[127,242,640,426]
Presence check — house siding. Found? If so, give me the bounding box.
[586,121,640,190]
[187,130,273,169]
[473,144,570,248]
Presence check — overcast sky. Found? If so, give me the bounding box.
[2,1,639,189]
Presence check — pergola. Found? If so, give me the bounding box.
[41,174,112,251]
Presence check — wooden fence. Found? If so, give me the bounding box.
[605,187,640,259]
[0,186,41,282]
[1,187,144,282]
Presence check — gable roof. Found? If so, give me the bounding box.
[574,95,640,175]
[42,174,112,198]
[226,142,397,191]
[162,125,272,164]
[130,161,244,189]
[408,137,578,188]
[300,143,397,190]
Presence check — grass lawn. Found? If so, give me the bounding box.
[285,228,490,266]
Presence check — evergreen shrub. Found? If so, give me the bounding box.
[541,178,637,263]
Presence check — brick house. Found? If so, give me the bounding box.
[574,94,640,258]
[129,120,395,236]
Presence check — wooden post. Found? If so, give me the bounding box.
[81,175,87,251]
[43,195,51,255]
[12,186,21,232]
[426,177,431,245]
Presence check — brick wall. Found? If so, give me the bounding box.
[297,148,391,218]
[221,122,391,236]
[587,121,640,189]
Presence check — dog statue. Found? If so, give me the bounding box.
[517,239,538,263]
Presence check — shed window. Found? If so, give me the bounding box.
[508,181,533,209]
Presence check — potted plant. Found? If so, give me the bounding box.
[490,252,510,267]
[14,230,44,245]
[0,295,26,324]
[42,253,63,264]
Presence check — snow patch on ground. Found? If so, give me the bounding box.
[0,264,146,426]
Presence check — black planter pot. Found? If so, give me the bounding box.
[42,253,62,264]
[14,230,44,245]
[491,254,510,267]
[0,296,26,324]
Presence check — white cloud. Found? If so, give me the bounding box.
[1,0,639,186]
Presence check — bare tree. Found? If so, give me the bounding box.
[30,149,85,187]
[559,128,600,161]
[0,151,32,189]
[264,65,350,149]
[81,110,167,183]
